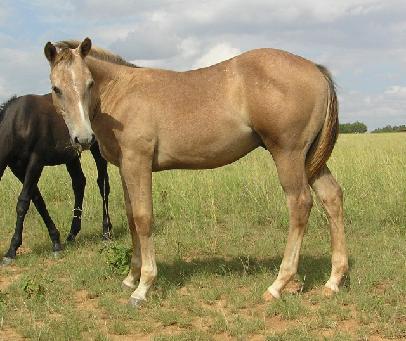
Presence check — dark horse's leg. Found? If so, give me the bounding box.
[31,186,63,255]
[10,165,63,256]
[0,147,9,183]
[90,143,112,240]
[65,158,86,242]
[3,155,62,263]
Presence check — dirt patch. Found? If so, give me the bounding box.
[109,335,151,341]
[74,289,100,311]
[337,317,359,335]
[248,335,266,341]
[0,266,22,291]
[264,315,297,333]
[16,246,31,257]
[74,290,154,340]
[0,327,25,341]
[213,333,235,340]
[373,281,392,295]
[284,279,304,294]
[369,336,395,341]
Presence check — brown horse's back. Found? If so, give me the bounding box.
[119,48,330,171]
[234,49,327,144]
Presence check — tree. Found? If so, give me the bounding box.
[339,121,368,134]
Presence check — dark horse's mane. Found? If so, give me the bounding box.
[54,40,140,69]
[0,95,18,124]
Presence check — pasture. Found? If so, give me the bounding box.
[0,133,405,340]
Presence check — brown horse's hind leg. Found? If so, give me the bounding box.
[310,166,348,295]
[263,151,313,301]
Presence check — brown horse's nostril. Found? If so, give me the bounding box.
[73,134,95,149]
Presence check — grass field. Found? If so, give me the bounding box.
[0,133,405,340]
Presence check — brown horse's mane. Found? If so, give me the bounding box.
[54,40,139,69]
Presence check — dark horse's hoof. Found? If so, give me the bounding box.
[52,250,63,259]
[66,234,76,243]
[53,242,63,251]
[52,243,63,259]
[128,296,145,309]
[102,231,113,241]
[1,257,15,266]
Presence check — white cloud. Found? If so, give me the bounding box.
[193,43,241,69]
[384,85,406,95]
[340,86,406,129]
[178,37,201,59]
[0,46,50,100]
[0,8,8,23]
[0,78,9,99]
[111,28,180,60]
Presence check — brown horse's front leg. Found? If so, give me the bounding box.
[120,174,141,290]
[120,151,156,308]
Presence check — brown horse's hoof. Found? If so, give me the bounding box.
[322,286,336,297]
[128,296,145,308]
[263,290,277,302]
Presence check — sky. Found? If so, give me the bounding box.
[0,0,405,130]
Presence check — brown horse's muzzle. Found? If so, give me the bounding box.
[72,133,95,151]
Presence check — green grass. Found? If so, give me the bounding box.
[0,133,405,340]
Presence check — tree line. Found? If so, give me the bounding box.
[339,122,406,134]
[371,124,406,133]
[339,121,367,133]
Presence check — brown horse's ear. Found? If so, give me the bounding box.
[79,37,92,58]
[44,42,57,64]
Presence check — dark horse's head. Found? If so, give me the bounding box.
[44,38,96,151]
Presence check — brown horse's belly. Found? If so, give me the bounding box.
[153,127,262,171]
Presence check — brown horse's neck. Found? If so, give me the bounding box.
[86,57,121,112]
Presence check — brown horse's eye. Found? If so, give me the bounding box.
[88,80,94,89]
[52,86,62,95]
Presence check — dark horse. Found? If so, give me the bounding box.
[0,94,112,264]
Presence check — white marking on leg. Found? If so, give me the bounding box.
[266,285,281,299]
[130,235,157,301]
[325,279,339,292]
[122,243,142,289]
[122,274,137,290]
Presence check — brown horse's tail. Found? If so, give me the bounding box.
[305,65,339,181]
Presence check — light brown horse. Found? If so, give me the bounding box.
[44,38,348,307]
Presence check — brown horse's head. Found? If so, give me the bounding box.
[44,38,96,150]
